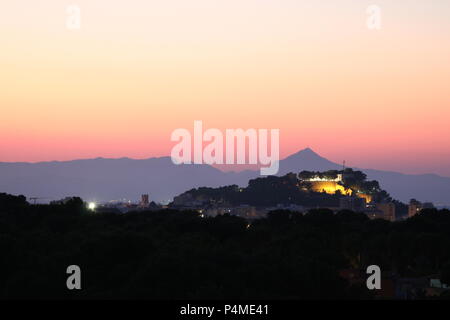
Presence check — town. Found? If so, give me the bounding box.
[86,168,435,223]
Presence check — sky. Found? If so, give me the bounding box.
[1,0,450,176]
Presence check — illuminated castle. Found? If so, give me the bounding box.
[300,172,373,203]
[303,174,350,195]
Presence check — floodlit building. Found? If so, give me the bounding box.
[308,181,352,195]
[299,172,372,202]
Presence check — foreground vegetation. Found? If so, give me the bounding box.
[0,193,449,299]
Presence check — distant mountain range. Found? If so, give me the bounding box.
[1,148,449,206]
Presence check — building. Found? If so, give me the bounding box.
[308,180,352,196]
[300,173,372,202]
[365,208,385,220]
[303,174,343,182]
[395,276,449,299]
[408,199,422,218]
[339,196,366,212]
[408,199,435,218]
[140,194,149,207]
[376,202,396,221]
[300,173,351,195]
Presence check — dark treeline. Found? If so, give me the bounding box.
[0,193,450,299]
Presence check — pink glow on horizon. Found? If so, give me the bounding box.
[1,1,450,176]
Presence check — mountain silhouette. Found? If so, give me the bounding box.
[277,148,341,174]
[1,149,449,206]
[0,157,245,204]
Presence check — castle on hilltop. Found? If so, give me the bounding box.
[299,170,372,203]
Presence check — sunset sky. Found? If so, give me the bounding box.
[1,1,450,176]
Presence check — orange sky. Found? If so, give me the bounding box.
[1,1,450,176]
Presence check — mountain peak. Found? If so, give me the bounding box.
[279,148,341,175]
[300,147,317,154]
[290,147,322,159]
